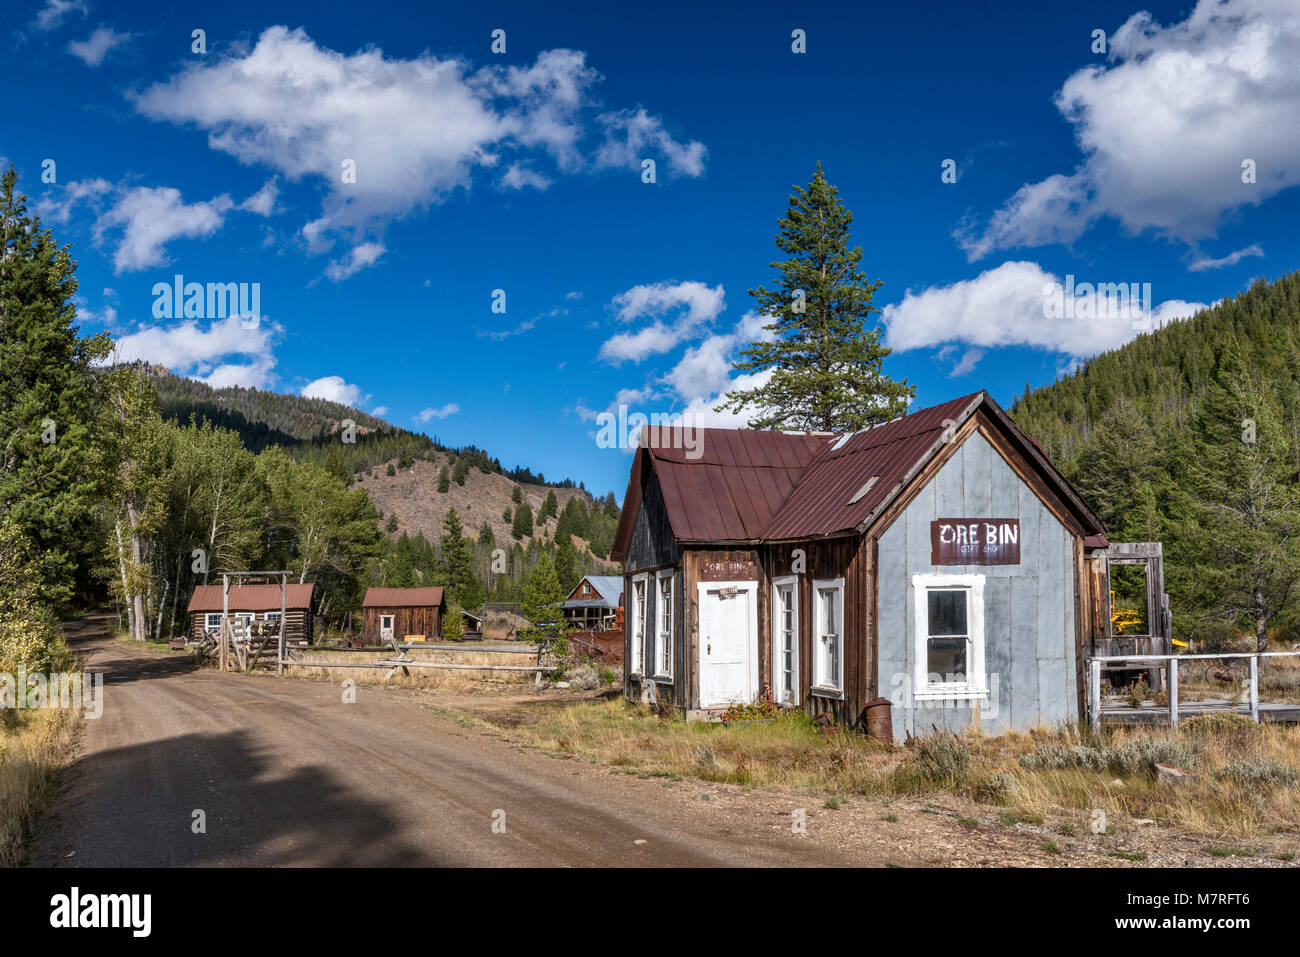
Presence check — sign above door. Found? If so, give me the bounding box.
[930,519,1021,565]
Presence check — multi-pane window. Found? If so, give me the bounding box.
[656,572,674,677]
[812,579,844,692]
[630,576,648,674]
[912,574,987,699]
[773,579,798,705]
[205,613,222,632]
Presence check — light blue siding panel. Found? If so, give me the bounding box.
[874,431,1079,742]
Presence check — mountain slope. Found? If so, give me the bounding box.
[1011,272,1300,474]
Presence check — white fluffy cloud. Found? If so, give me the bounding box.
[109,315,280,390]
[415,404,459,423]
[324,242,386,281]
[599,280,726,362]
[31,0,86,31]
[960,0,1300,258]
[132,28,704,256]
[93,186,233,273]
[881,261,1209,363]
[301,375,364,407]
[39,178,278,273]
[67,26,130,67]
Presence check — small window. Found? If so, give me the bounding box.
[655,571,674,678]
[630,575,648,675]
[204,613,222,631]
[912,574,987,700]
[812,579,844,693]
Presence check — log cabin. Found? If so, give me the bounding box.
[610,390,1111,740]
[361,587,445,642]
[187,583,315,646]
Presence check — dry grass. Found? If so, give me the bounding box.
[1176,653,1300,705]
[477,699,1300,838]
[485,700,895,791]
[0,708,80,866]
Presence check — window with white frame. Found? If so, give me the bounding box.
[771,576,799,705]
[911,573,987,699]
[655,570,674,677]
[204,613,223,632]
[812,578,844,693]
[630,574,648,675]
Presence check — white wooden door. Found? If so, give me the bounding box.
[380,615,394,641]
[698,583,756,708]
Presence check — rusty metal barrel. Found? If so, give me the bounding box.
[862,697,893,742]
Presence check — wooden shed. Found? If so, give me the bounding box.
[361,587,445,643]
[610,390,1110,740]
[187,583,315,646]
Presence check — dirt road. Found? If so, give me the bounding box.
[38,613,1295,868]
[36,612,874,866]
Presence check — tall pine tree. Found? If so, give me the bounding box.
[0,165,111,601]
[717,163,913,431]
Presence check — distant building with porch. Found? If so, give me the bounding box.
[562,575,624,631]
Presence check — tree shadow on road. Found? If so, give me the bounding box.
[37,729,437,867]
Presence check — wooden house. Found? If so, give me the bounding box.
[361,587,445,642]
[610,391,1110,740]
[187,583,315,645]
[562,575,624,631]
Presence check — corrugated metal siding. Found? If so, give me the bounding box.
[874,432,1078,742]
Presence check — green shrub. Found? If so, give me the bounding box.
[1215,758,1300,789]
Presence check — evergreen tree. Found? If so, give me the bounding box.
[1165,341,1300,650]
[542,489,558,521]
[521,553,565,645]
[442,599,464,640]
[438,507,473,602]
[717,163,914,431]
[555,533,578,593]
[438,466,450,493]
[452,457,468,486]
[511,500,533,540]
[511,485,523,505]
[0,165,112,601]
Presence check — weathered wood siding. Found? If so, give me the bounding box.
[623,461,686,705]
[361,605,441,642]
[189,609,312,645]
[760,538,873,725]
[874,430,1079,741]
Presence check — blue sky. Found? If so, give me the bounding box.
[6,0,1300,498]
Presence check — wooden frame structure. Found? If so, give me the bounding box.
[217,570,291,674]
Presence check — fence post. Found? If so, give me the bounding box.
[1089,658,1102,733]
[1249,655,1259,723]
[1169,657,1178,727]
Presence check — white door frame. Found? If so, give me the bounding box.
[696,580,759,708]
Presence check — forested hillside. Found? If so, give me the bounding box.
[1010,272,1300,648]
[0,162,616,655]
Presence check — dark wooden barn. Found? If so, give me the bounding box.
[611,391,1111,740]
[187,583,315,646]
[361,587,445,642]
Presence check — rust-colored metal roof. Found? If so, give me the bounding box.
[187,583,314,612]
[764,393,984,539]
[643,427,829,543]
[361,586,445,608]
[610,390,1105,560]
